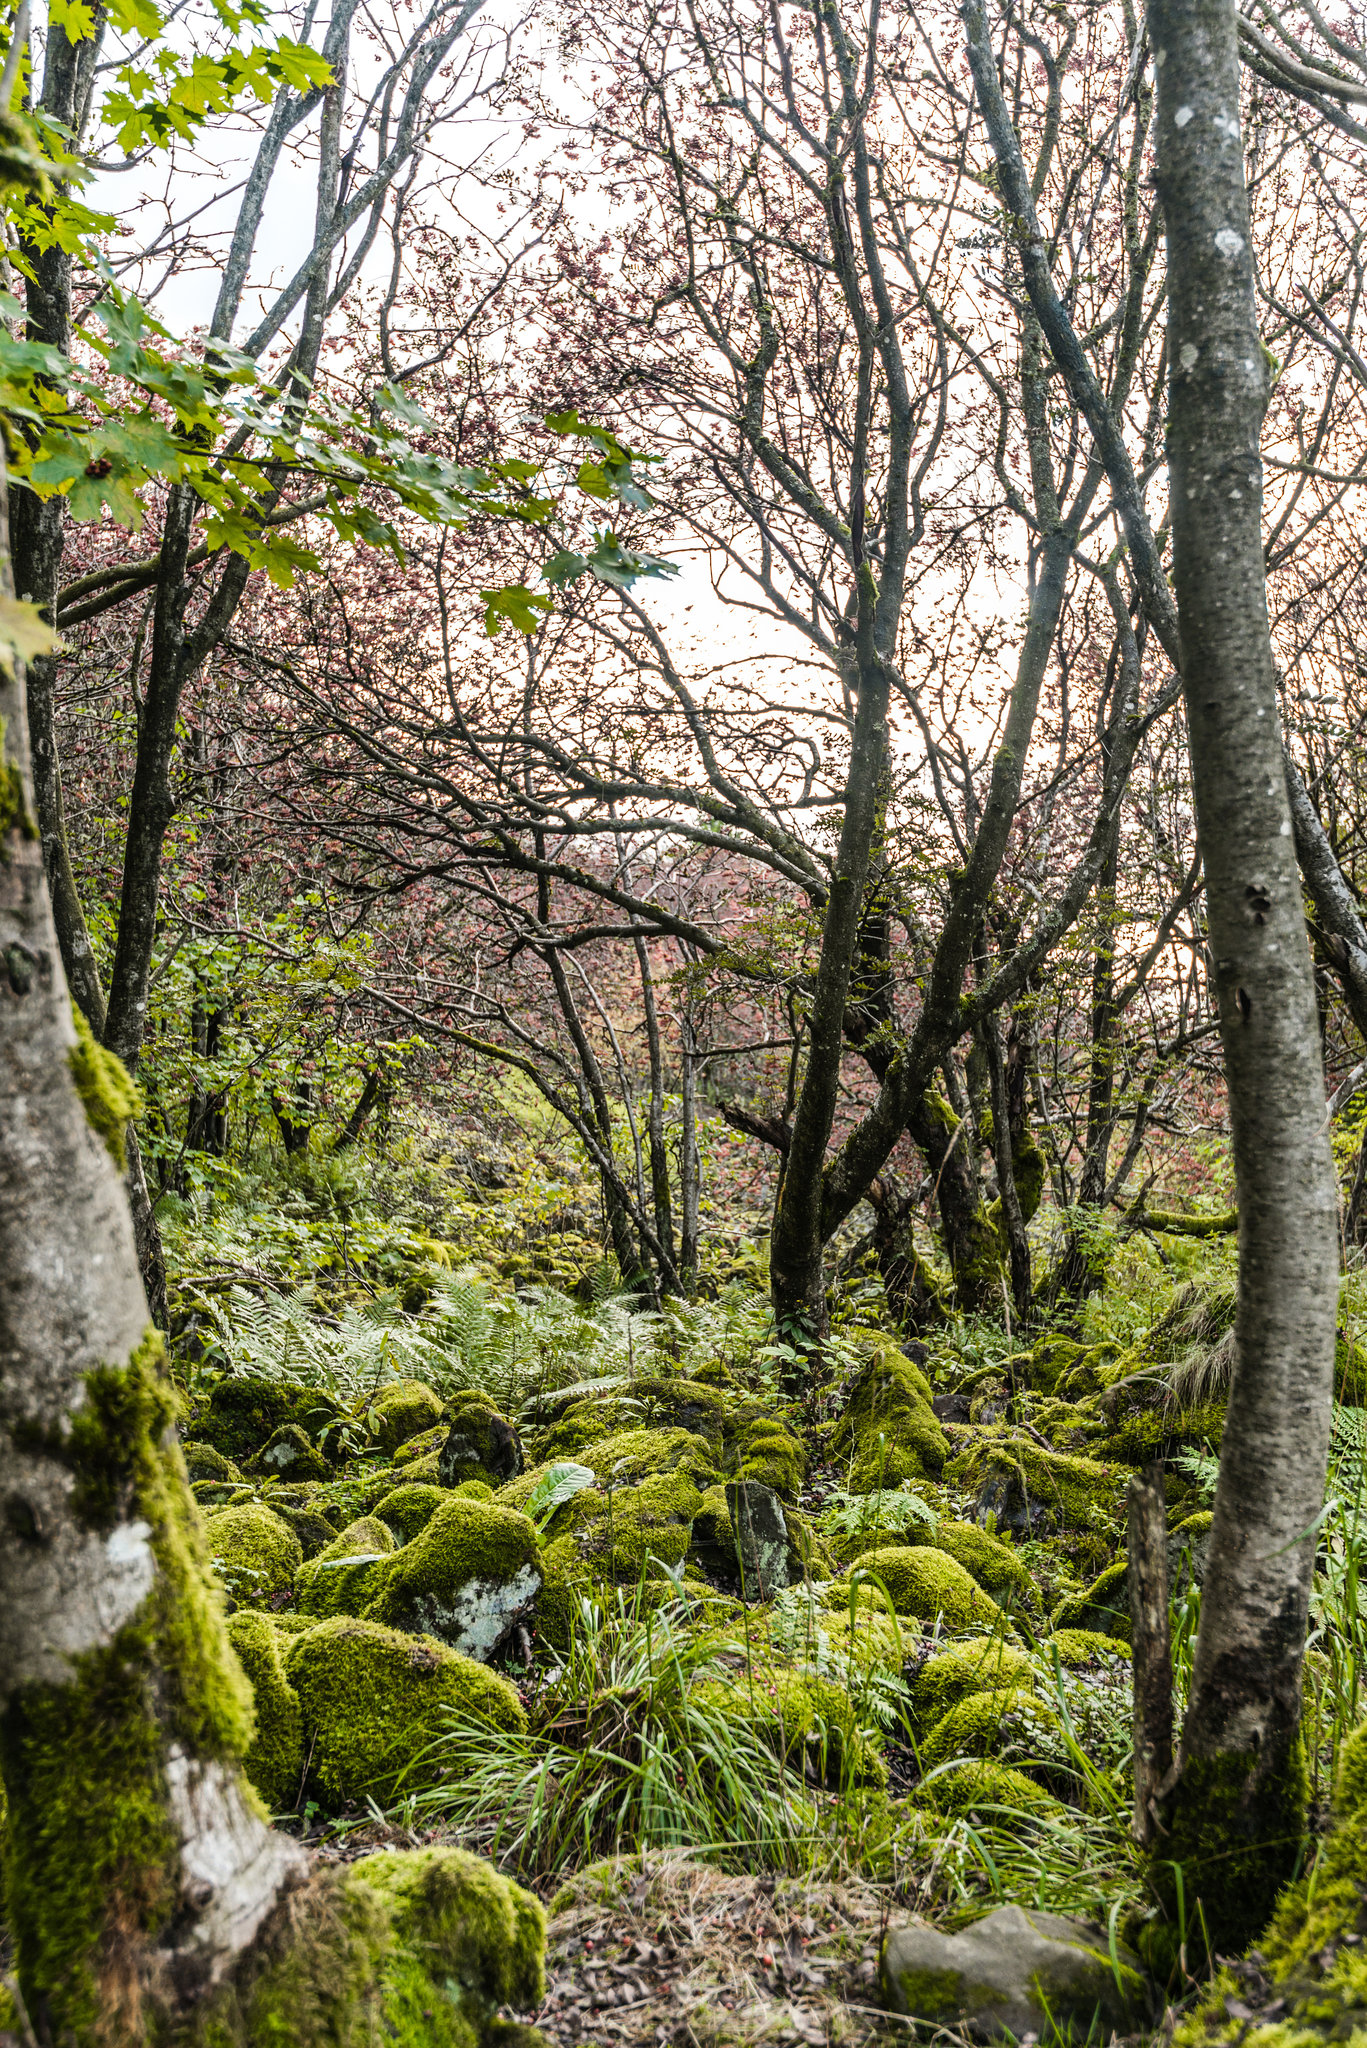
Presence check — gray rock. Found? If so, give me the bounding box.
[882,1904,1148,2039]
[726,1479,789,1598]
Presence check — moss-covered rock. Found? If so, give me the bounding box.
[363,1496,542,1661]
[946,1434,1120,1539]
[919,1686,1047,1772]
[695,1629,885,1788]
[204,1500,304,1609]
[196,1374,341,1466]
[439,1393,525,1487]
[574,1424,719,1491]
[830,1349,949,1493]
[375,1481,449,1546]
[224,1608,304,1812]
[370,1378,446,1456]
[284,1616,527,1807]
[846,1546,1004,1632]
[182,1440,241,1482]
[295,1515,398,1621]
[735,1419,806,1503]
[908,1639,1034,1734]
[271,1500,340,1560]
[928,1519,1035,1605]
[1051,1557,1131,1638]
[392,1422,446,1469]
[913,1756,1064,1822]
[249,1422,331,1482]
[1047,1627,1131,1668]
[358,1843,546,2019]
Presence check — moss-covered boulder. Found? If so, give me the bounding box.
[196,1374,340,1465]
[225,1608,304,1812]
[295,1514,398,1621]
[375,1481,449,1546]
[248,1422,331,1482]
[919,1686,1041,1771]
[362,1496,542,1661]
[844,1545,1003,1632]
[735,1418,806,1503]
[439,1392,525,1487]
[1048,1627,1131,1669]
[829,1349,950,1492]
[391,1422,446,1470]
[574,1425,719,1491]
[539,1471,703,1584]
[909,1638,1034,1734]
[182,1440,241,1482]
[1051,1556,1130,1638]
[284,1615,527,1806]
[912,1757,1064,1823]
[204,1501,303,1609]
[695,1629,885,1787]
[946,1434,1120,1539]
[270,1500,340,1560]
[358,1844,545,2024]
[369,1377,445,1456]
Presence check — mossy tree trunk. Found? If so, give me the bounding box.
[1148,0,1341,1952]
[0,452,306,2041]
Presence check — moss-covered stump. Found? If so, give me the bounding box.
[225,1610,304,1813]
[439,1393,525,1487]
[205,1501,304,1609]
[195,1375,341,1466]
[843,1545,1004,1632]
[1146,1742,1309,1967]
[197,1846,546,2046]
[361,1497,542,1660]
[284,1616,527,1807]
[945,1433,1120,1540]
[369,1378,446,1457]
[828,1349,949,1492]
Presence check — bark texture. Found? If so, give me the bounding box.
[1149,0,1340,1948]
[0,459,303,2038]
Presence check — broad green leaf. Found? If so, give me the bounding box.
[523,1461,596,1532]
[482,583,552,636]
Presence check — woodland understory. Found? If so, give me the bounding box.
[13,0,1367,2041]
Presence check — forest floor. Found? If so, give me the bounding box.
[160,1122,1367,2046]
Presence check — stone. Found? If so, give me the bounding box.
[249,1422,330,1481]
[725,1478,789,1598]
[882,1904,1148,2039]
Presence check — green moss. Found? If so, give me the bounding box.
[696,1631,885,1788]
[358,1843,546,2015]
[249,1423,331,1482]
[1337,1719,1367,1813]
[908,1638,1034,1734]
[1047,1628,1131,1668]
[225,1610,304,1813]
[362,1497,542,1658]
[67,1002,139,1167]
[197,1375,341,1468]
[295,1515,397,1620]
[887,1962,975,2021]
[847,1545,1004,1631]
[913,1756,1063,1822]
[284,1616,527,1808]
[830,1349,950,1493]
[0,715,38,848]
[439,1393,525,1487]
[945,1434,1120,1538]
[182,1441,242,1482]
[205,1500,305,1609]
[270,1501,340,1560]
[919,1686,1049,1771]
[391,1423,446,1469]
[575,1425,719,1490]
[1,1330,255,2038]
[1051,1557,1131,1638]
[375,1482,449,1546]
[547,1471,703,1582]
[735,1420,806,1504]
[930,1519,1035,1605]
[369,1379,445,1456]
[1158,1742,1309,1962]
[196,1851,544,2046]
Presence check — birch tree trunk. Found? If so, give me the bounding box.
[1147,0,1341,1953]
[0,450,305,2039]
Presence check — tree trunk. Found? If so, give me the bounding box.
[679,997,701,1291]
[906,1087,1001,1312]
[1149,0,1341,1954]
[0,454,306,2039]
